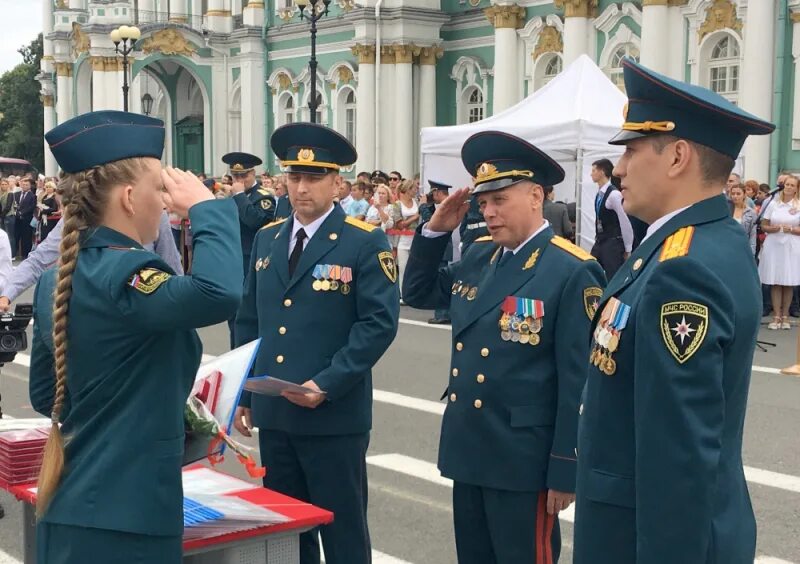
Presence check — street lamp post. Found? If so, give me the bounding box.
[109,25,141,112]
[296,0,331,124]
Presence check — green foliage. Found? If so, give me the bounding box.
[0,34,44,172]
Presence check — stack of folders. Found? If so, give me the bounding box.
[0,428,49,485]
[183,494,290,541]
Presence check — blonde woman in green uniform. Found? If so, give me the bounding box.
[28,111,243,564]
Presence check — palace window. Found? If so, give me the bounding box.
[465,87,484,124]
[543,55,562,85]
[708,35,740,103]
[609,44,640,91]
[344,89,356,144]
[283,95,294,125]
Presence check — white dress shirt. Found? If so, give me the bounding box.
[289,204,336,257]
[641,206,691,244]
[424,219,551,256]
[598,182,635,253]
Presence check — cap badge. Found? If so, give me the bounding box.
[232,163,244,171]
[476,162,498,181]
[298,148,315,163]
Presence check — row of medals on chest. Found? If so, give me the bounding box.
[312,264,353,295]
[591,304,625,376]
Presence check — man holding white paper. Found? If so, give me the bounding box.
[233,122,399,564]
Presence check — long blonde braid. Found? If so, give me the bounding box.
[36,158,148,517]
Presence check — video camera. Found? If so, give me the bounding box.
[0,304,33,366]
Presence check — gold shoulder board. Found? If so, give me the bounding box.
[550,236,595,261]
[129,268,171,295]
[659,226,695,262]
[475,235,493,242]
[345,216,378,232]
[260,217,288,231]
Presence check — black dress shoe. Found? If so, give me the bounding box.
[427,318,451,325]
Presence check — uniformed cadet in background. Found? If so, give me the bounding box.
[223,152,276,271]
[420,181,453,325]
[458,194,488,253]
[233,123,400,564]
[573,58,775,564]
[222,152,276,346]
[403,131,606,564]
[30,111,242,564]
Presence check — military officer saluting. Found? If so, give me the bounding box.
[233,123,399,564]
[223,152,276,270]
[573,58,775,564]
[403,131,606,564]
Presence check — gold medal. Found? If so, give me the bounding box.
[312,280,322,291]
[520,323,529,334]
[607,333,619,353]
[511,320,520,331]
[603,357,617,376]
[451,282,458,294]
[461,285,470,298]
[321,280,331,291]
[590,347,598,364]
[255,258,263,271]
[511,332,520,343]
[467,287,478,300]
[341,283,351,295]
[529,333,540,346]
[330,280,339,291]
[501,330,512,341]
[520,333,530,344]
[530,318,542,333]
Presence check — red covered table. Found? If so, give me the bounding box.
[1,466,333,564]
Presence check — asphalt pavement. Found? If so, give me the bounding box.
[0,286,799,563]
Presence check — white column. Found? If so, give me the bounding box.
[206,0,233,33]
[562,16,590,66]
[791,14,800,152]
[139,0,155,22]
[42,0,54,62]
[170,0,188,22]
[486,5,523,114]
[393,45,414,178]
[56,63,74,123]
[210,60,229,175]
[666,0,687,80]
[69,0,86,9]
[353,44,376,172]
[418,47,440,130]
[640,1,669,73]
[43,94,58,175]
[240,56,266,162]
[92,58,107,110]
[192,0,203,26]
[378,47,395,171]
[739,0,775,181]
[243,1,264,26]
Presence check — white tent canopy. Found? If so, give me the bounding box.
[420,54,627,250]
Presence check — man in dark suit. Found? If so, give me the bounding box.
[234,123,399,564]
[15,177,36,259]
[542,185,573,239]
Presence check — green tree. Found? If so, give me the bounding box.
[0,34,44,171]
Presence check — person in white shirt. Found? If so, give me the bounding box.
[0,228,12,291]
[589,158,634,278]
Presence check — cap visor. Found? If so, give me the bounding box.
[472,177,527,195]
[608,129,647,145]
[283,165,335,175]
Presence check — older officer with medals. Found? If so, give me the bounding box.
[233,123,399,564]
[573,58,775,564]
[403,131,605,564]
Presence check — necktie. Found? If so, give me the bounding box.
[289,228,307,277]
[497,250,513,268]
[595,191,603,216]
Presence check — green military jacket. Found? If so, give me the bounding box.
[29,200,243,537]
[233,183,276,269]
[403,225,605,492]
[574,195,760,563]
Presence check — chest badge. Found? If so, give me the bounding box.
[499,296,544,345]
[660,301,708,364]
[591,297,631,375]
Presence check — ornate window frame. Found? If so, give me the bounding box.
[519,14,564,94]
[451,56,490,124]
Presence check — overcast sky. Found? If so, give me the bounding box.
[0,0,43,74]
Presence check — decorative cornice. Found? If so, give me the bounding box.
[532,25,563,60]
[55,62,73,77]
[393,43,420,64]
[553,0,598,18]
[71,22,90,58]
[594,2,641,33]
[41,94,55,107]
[380,45,396,64]
[419,46,444,65]
[698,0,742,42]
[642,0,669,5]
[90,56,123,72]
[142,29,197,57]
[351,43,376,64]
[484,4,526,29]
[668,0,688,6]
[792,11,800,24]
[206,10,231,17]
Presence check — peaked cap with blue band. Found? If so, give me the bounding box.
[271,122,357,175]
[45,111,165,173]
[610,57,775,158]
[222,152,263,174]
[429,180,452,193]
[461,131,565,195]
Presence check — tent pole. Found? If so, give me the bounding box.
[575,147,583,249]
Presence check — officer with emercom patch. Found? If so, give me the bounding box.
[403,131,606,564]
[233,123,399,564]
[573,58,775,564]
